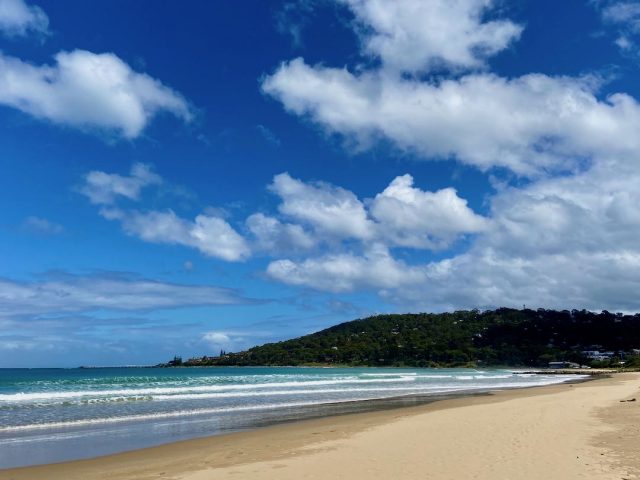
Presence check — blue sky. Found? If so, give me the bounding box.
[2,0,640,367]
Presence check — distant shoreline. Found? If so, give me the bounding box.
[2,365,635,374]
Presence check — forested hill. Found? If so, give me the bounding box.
[176,308,640,368]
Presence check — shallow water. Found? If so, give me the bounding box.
[0,366,583,468]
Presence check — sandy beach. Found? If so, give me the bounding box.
[3,372,639,480]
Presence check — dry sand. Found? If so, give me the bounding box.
[3,373,639,480]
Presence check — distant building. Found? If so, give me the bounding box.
[548,361,580,369]
[581,350,615,361]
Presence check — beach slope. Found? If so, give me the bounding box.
[4,373,639,480]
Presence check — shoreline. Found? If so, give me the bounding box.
[0,368,589,469]
[4,372,638,480]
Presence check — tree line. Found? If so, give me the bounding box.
[167,308,640,368]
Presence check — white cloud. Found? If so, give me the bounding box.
[269,172,375,239]
[262,2,640,176]
[105,209,250,262]
[0,0,48,37]
[267,244,427,293]
[0,272,249,316]
[414,249,640,313]
[258,1,640,312]
[615,34,634,49]
[482,159,640,258]
[264,172,484,250]
[21,216,64,235]
[342,0,522,72]
[264,60,640,176]
[370,174,487,249]
[81,164,250,262]
[201,329,274,353]
[267,157,640,312]
[202,331,231,345]
[84,167,484,262]
[246,213,316,253]
[0,49,192,138]
[597,1,640,52]
[601,1,640,29]
[76,158,640,311]
[80,163,161,205]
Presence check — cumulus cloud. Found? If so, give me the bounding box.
[260,1,640,312]
[246,213,316,253]
[0,49,192,138]
[266,157,640,312]
[370,174,487,249]
[201,328,276,354]
[78,161,640,311]
[267,244,427,293]
[80,163,161,205]
[202,331,239,352]
[269,172,375,240]
[84,167,483,261]
[261,1,640,176]
[342,0,522,72]
[80,164,249,261]
[82,157,640,312]
[103,209,250,262]
[202,331,231,345]
[263,172,485,250]
[263,60,640,175]
[0,0,48,37]
[0,272,250,316]
[425,158,640,311]
[415,250,640,313]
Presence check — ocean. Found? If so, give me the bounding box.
[0,366,584,469]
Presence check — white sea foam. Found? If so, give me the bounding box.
[0,376,418,403]
[0,389,489,433]
[0,374,584,433]
[0,365,586,444]
[18,385,465,406]
[0,373,578,406]
[0,401,329,432]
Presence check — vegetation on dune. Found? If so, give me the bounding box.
[169,308,640,368]
[622,356,640,369]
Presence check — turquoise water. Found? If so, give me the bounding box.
[0,367,582,468]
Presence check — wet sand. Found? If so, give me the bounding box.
[3,373,639,480]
